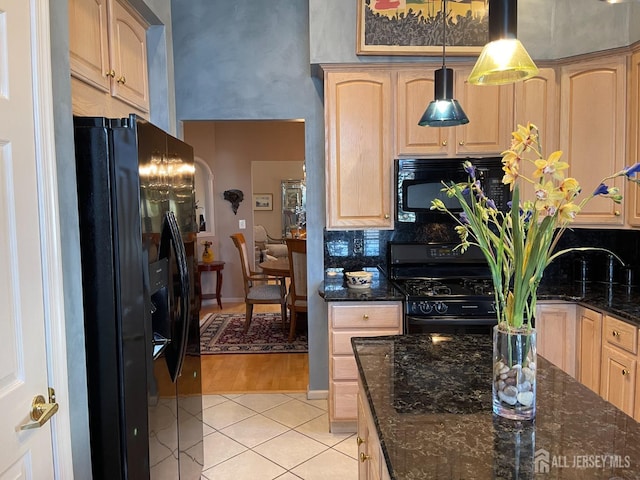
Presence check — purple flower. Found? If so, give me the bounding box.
[486,198,497,210]
[593,183,609,196]
[463,161,476,180]
[624,163,640,177]
[459,211,469,225]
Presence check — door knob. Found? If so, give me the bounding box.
[19,388,59,430]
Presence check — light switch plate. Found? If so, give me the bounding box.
[239,219,246,229]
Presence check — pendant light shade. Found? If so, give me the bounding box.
[419,67,469,127]
[468,0,538,86]
[419,0,469,127]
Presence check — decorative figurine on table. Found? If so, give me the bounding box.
[201,240,214,263]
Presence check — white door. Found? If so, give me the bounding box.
[0,0,71,477]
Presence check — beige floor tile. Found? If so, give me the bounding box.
[262,399,325,428]
[274,473,303,479]
[332,434,358,459]
[291,449,358,480]
[220,414,290,448]
[294,413,351,447]
[202,431,247,469]
[202,394,228,409]
[286,393,328,411]
[203,450,286,480]
[202,400,256,430]
[253,430,328,470]
[233,393,293,412]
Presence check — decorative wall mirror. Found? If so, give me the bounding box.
[194,157,215,236]
[281,179,306,237]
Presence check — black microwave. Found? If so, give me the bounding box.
[395,157,510,223]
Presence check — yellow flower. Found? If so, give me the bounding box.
[558,202,581,223]
[560,177,580,200]
[510,123,538,153]
[533,150,569,180]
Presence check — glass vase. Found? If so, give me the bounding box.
[492,324,537,420]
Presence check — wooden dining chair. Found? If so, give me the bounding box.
[285,238,307,342]
[230,233,287,332]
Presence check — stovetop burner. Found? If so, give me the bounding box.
[397,278,494,298]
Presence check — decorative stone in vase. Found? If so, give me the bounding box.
[492,324,537,420]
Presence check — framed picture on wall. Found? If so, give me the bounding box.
[356,0,488,56]
[253,193,273,211]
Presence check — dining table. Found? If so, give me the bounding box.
[258,257,290,277]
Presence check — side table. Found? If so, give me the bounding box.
[197,261,224,310]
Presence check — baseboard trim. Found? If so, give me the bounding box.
[307,388,328,400]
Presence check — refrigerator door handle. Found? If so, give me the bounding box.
[159,211,191,382]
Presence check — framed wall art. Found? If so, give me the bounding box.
[357,0,489,56]
[253,193,273,211]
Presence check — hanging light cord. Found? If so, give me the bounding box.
[441,0,446,69]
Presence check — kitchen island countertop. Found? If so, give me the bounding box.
[352,333,640,479]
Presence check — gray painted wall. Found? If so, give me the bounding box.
[49,0,177,476]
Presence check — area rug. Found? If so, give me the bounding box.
[200,312,308,354]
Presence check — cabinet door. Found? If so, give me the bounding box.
[600,345,636,416]
[396,69,450,157]
[627,51,640,227]
[514,68,559,202]
[577,306,602,394]
[108,0,150,112]
[535,303,578,377]
[325,71,393,229]
[454,66,514,155]
[560,56,626,226]
[69,0,111,93]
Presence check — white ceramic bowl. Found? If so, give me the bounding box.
[345,271,373,289]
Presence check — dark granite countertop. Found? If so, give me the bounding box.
[538,281,640,328]
[318,267,404,302]
[352,334,640,479]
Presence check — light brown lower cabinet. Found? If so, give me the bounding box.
[600,315,638,417]
[328,301,402,433]
[535,302,578,377]
[357,384,391,480]
[577,306,603,394]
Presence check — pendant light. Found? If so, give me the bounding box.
[418,0,469,127]
[468,0,538,86]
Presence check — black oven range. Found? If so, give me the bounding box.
[388,242,498,335]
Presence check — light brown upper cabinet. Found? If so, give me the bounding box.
[396,66,513,158]
[69,0,149,115]
[324,70,393,229]
[627,50,640,227]
[560,55,626,226]
[513,68,559,203]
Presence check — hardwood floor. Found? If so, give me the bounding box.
[199,301,309,394]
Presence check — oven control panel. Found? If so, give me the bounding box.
[406,299,496,317]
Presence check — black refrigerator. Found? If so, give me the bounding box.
[73,115,203,479]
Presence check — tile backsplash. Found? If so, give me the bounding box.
[324,226,640,284]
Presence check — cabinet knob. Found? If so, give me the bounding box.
[356,436,364,446]
[105,70,115,78]
[384,214,390,219]
[441,140,447,146]
[615,210,621,216]
[458,141,465,146]
[612,330,621,337]
[360,452,370,463]
[622,369,630,376]
[117,75,127,85]
[362,314,369,320]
